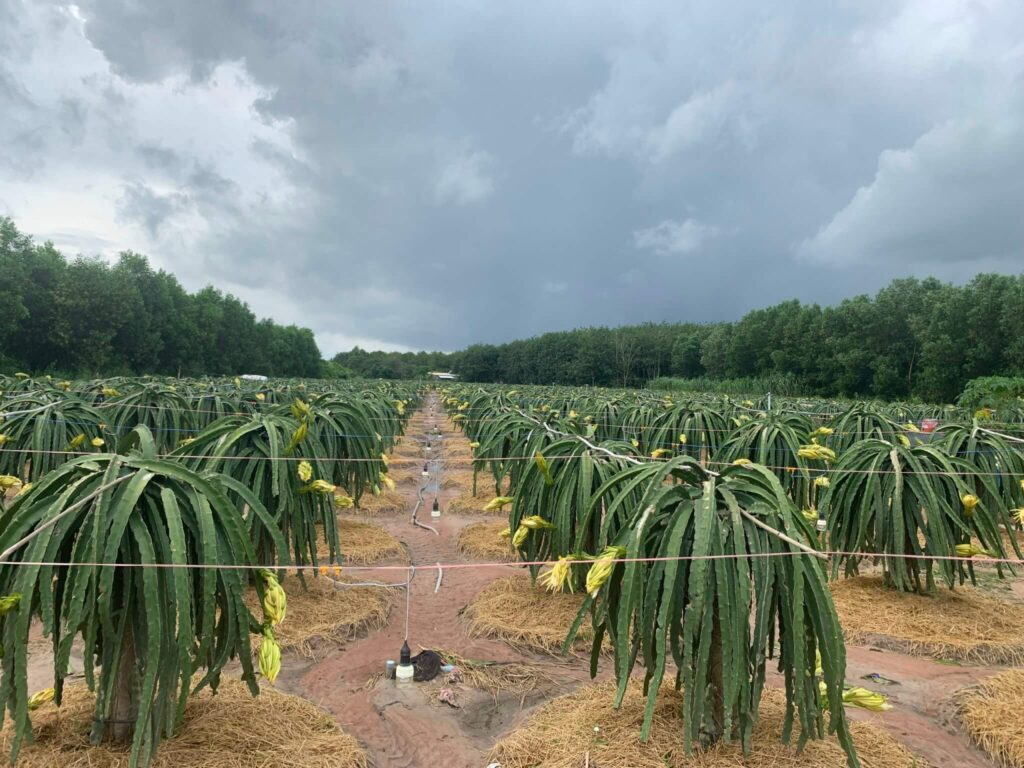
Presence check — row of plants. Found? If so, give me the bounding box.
[0,377,416,766]
[443,384,1024,767]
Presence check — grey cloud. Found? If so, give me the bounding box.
[634,218,718,256]
[0,68,45,175]
[116,183,190,238]
[136,143,183,171]
[434,151,496,206]
[797,115,1024,268]
[3,0,1024,356]
[57,97,88,142]
[37,228,118,255]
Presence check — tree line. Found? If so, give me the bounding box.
[5,215,1021,400]
[337,274,1024,403]
[0,217,322,377]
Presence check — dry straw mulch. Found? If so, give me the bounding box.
[315,519,406,565]
[440,468,477,491]
[350,488,407,516]
[424,649,557,702]
[831,575,1024,664]
[457,521,517,562]
[443,442,474,461]
[446,485,510,515]
[446,492,491,515]
[248,575,391,659]
[0,678,367,768]
[385,466,420,486]
[491,682,923,768]
[463,574,596,656]
[955,668,1024,768]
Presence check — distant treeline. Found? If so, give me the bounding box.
[336,274,1024,403]
[0,217,322,377]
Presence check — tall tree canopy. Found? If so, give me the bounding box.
[338,273,1024,402]
[0,218,322,377]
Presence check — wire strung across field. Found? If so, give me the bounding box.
[1,548,1023,574]
[6,445,1024,478]
[8,395,1024,434]
[2,405,1022,586]
[2,411,1020,462]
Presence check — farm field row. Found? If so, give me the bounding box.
[1,376,1023,767]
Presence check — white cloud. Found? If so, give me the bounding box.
[0,5,301,274]
[434,150,495,206]
[645,82,752,161]
[796,114,1024,267]
[315,331,415,356]
[541,280,568,294]
[561,37,755,164]
[634,218,718,256]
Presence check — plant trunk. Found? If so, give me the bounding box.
[702,598,726,747]
[107,624,138,743]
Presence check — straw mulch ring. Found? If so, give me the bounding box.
[248,575,391,659]
[417,649,557,705]
[955,668,1024,768]
[457,521,517,562]
[391,439,425,459]
[440,468,477,491]
[463,574,598,656]
[831,575,1024,664]
[490,681,923,768]
[350,488,407,516]
[443,471,509,515]
[0,677,367,768]
[447,490,506,515]
[443,442,474,460]
[316,519,406,565]
[385,466,420,486]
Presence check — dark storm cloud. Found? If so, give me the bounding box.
[4,1,1024,354]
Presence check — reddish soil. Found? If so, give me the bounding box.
[295,397,597,767]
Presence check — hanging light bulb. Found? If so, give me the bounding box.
[422,463,429,478]
[816,508,827,533]
[431,497,441,518]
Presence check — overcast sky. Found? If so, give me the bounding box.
[2,1,1023,355]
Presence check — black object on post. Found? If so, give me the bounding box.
[400,640,411,666]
